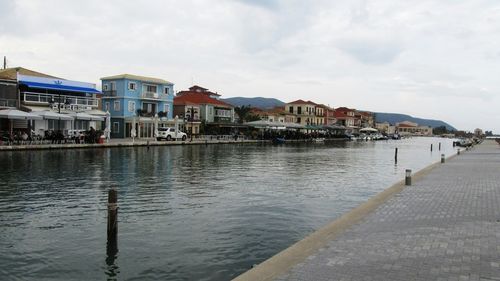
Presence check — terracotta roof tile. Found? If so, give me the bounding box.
[174,93,233,107]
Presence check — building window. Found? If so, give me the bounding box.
[103,84,108,91]
[113,100,120,111]
[297,107,302,114]
[104,102,110,111]
[164,87,169,95]
[289,106,293,113]
[110,82,116,90]
[113,122,119,133]
[145,85,157,93]
[128,101,136,112]
[129,82,136,90]
[164,104,170,114]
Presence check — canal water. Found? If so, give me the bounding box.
[0,137,455,280]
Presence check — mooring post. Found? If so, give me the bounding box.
[394,147,398,163]
[439,142,441,151]
[107,189,118,242]
[441,154,445,163]
[457,149,460,155]
[405,169,412,186]
[430,143,433,152]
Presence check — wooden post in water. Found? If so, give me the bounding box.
[439,142,441,151]
[430,144,433,152]
[457,149,460,155]
[441,154,445,163]
[394,147,398,163]
[107,189,118,242]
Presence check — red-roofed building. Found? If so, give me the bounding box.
[177,85,221,99]
[285,100,324,126]
[174,86,234,134]
[252,106,296,123]
[355,111,374,128]
[317,104,336,125]
[334,107,357,129]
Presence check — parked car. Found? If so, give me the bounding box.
[157,127,187,141]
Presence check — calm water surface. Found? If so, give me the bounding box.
[0,137,455,280]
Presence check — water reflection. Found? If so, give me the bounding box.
[0,137,455,281]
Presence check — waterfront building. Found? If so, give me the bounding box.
[474,128,483,136]
[317,104,336,125]
[286,100,319,126]
[0,67,104,135]
[173,101,201,135]
[252,106,296,123]
[396,121,432,136]
[357,111,375,128]
[100,74,174,138]
[334,107,359,134]
[174,85,235,134]
[375,122,396,135]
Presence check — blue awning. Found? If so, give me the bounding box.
[20,81,101,94]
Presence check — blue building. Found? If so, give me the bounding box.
[100,74,174,138]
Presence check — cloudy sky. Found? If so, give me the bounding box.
[1,0,500,132]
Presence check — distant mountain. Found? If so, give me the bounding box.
[374,112,456,131]
[223,97,285,109]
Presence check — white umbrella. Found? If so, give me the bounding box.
[0,109,43,120]
[360,127,378,133]
[104,111,111,141]
[153,113,159,138]
[174,115,179,139]
[130,117,137,140]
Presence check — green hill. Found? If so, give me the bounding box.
[374,112,456,131]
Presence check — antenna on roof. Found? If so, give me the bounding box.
[3,56,6,69]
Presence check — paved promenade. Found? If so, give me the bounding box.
[238,140,500,281]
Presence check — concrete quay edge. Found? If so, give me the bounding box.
[233,151,461,281]
[0,139,265,151]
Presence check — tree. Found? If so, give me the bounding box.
[234,105,253,123]
[433,125,449,135]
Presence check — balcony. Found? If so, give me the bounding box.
[23,92,99,110]
[141,92,160,99]
[103,90,117,96]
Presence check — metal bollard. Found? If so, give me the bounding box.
[405,169,412,186]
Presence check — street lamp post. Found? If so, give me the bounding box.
[190,106,194,142]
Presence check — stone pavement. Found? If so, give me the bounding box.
[276,140,500,281]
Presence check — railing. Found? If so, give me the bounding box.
[23,92,99,108]
[0,98,18,108]
[103,90,117,96]
[141,92,160,99]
